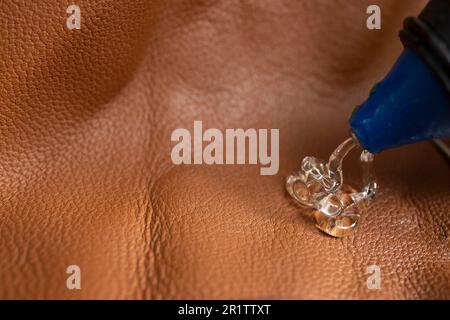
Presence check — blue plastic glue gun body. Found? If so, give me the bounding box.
[350,0,450,154]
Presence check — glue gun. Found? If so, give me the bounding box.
[350,0,450,153]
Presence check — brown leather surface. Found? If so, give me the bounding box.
[0,0,449,299]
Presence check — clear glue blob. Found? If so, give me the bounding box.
[286,137,377,237]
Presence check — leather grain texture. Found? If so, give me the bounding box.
[0,0,448,299]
